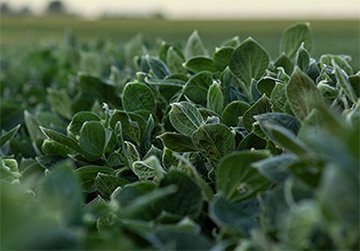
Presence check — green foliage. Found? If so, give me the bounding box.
[169,101,204,137]
[280,22,312,59]
[79,121,107,161]
[158,132,196,152]
[207,82,224,114]
[0,124,20,147]
[184,30,208,59]
[229,38,270,100]
[183,71,213,105]
[159,170,204,218]
[213,46,234,71]
[221,101,250,126]
[216,151,270,201]
[122,82,156,112]
[183,56,217,73]
[192,123,235,165]
[1,22,359,251]
[243,94,272,131]
[286,68,323,120]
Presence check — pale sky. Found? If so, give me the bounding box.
[3,0,360,19]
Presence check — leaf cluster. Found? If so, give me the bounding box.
[1,23,359,250]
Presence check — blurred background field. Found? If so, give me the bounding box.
[1,16,359,67]
[0,0,359,68]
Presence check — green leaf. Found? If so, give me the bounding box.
[2,158,19,173]
[75,165,114,192]
[297,106,343,142]
[169,101,203,137]
[300,125,357,171]
[41,139,71,157]
[122,82,156,112]
[158,217,201,233]
[183,71,213,105]
[124,34,146,68]
[191,124,235,164]
[277,67,291,84]
[219,67,242,104]
[216,150,270,201]
[251,79,263,100]
[317,82,338,100]
[229,38,270,88]
[67,111,101,137]
[0,158,21,182]
[40,127,81,153]
[213,46,234,71]
[143,145,163,160]
[349,74,360,98]
[131,156,166,181]
[287,159,324,187]
[295,43,310,72]
[162,147,179,170]
[166,46,186,75]
[79,121,106,161]
[111,181,156,209]
[95,173,129,199]
[116,183,177,219]
[35,155,63,170]
[24,110,46,152]
[158,132,196,152]
[199,108,219,121]
[256,77,276,97]
[256,122,308,156]
[184,30,208,59]
[275,53,294,75]
[221,101,250,127]
[183,56,216,73]
[79,51,101,75]
[209,196,259,233]
[333,61,357,103]
[270,82,288,113]
[280,201,320,248]
[254,112,301,135]
[286,68,323,120]
[40,161,82,223]
[146,77,184,102]
[146,55,170,79]
[0,124,20,147]
[222,36,241,47]
[141,114,155,151]
[128,187,179,220]
[252,154,296,183]
[110,110,142,143]
[242,94,272,131]
[155,230,212,250]
[280,23,312,59]
[320,54,354,75]
[122,141,140,167]
[169,152,214,201]
[237,132,267,151]
[19,228,81,250]
[159,170,203,218]
[73,75,120,112]
[207,82,224,115]
[319,164,359,227]
[47,89,72,119]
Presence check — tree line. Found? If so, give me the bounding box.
[1,0,67,16]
